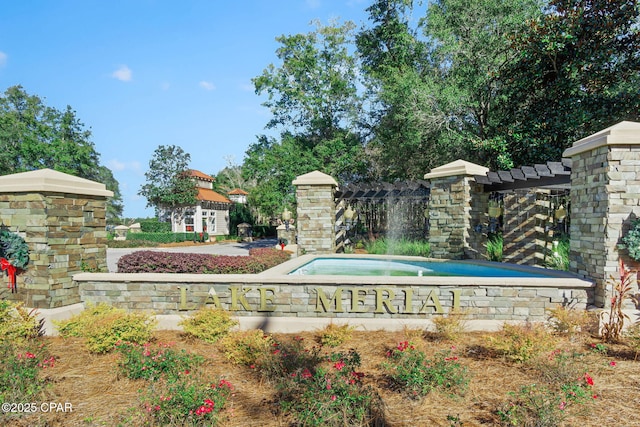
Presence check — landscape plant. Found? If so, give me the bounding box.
[599,259,634,343]
[142,374,234,426]
[218,329,274,366]
[485,233,503,262]
[431,309,469,341]
[546,305,594,337]
[115,341,204,381]
[55,303,156,353]
[383,341,469,399]
[0,339,55,406]
[0,300,44,343]
[179,308,238,344]
[486,322,558,363]
[317,323,355,347]
[364,238,430,257]
[260,336,383,426]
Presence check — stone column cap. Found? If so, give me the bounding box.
[424,159,489,179]
[292,170,338,187]
[563,121,640,157]
[0,168,114,197]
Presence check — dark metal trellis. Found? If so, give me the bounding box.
[335,181,431,243]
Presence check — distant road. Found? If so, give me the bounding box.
[106,238,278,273]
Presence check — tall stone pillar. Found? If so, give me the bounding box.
[564,121,640,307]
[424,160,489,259]
[0,169,113,308]
[293,171,338,255]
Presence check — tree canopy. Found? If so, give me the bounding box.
[138,145,197,214]
[239,0,640,219]
[0,85,123,221]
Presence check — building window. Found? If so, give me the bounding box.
[185,210,194,232]
[209,213,216,233]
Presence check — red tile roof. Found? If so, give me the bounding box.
[197,188,231,203]
[228,188,248,195]
[187,169,215,181]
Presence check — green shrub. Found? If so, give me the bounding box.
[55,303,118,337]
[318,323,355,347]
[383,341,469,398]
[364,238,430,257]
[179,308,238,344]
[139,219,172,233]
[127,232,209,244]
[545,235,570,271]
[485,233,503,262]
[115,341,204,381]
[486,322,557,363]
[55,303,156,353]
[218,329,274,366]
[0,300,44,343]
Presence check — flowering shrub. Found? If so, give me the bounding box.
[258,337,383,426]
[55,303,156,353]
[218,329,274,366]
[115,341,204,381]
[0,339,55,405]
[498,348,599,425]
[179,308,238,344]
[383,341,469,398]
[142,374,233,426]
[0,300,44,343]
[117,248,289,273]
[498,377,597,426]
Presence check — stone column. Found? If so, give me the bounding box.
[564,121,640,307]
[293,171,338,255]
[0,169,113,308]
[424,160,489,259]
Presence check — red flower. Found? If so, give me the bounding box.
[584,374,594,386]
[333,360,346,371]
[609,361,617,367]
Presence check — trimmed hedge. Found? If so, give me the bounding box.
[126,232,209,244]
[139,219,172,233]
[117,247,290,274]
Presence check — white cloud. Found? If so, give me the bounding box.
[199,80,215,91]
[111,65,132,82]
[0,51,7,67]
[108,159,126,171]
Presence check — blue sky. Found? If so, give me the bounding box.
[0,0,370,218]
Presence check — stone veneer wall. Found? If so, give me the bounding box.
[75,272,592,322]
[293,171,338,255]
[428,175,471,259]
[0,169,112,309]
[565,122,640,307]
[425,161,490,260]
[0,192,109,308]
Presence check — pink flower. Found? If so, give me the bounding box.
[609,361,617,367]
[333,360,346,371]
[559,401,566,410]
[301,368,312,379]
[330,395,337,401]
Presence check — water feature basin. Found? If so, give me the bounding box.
[288,256,556,278]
